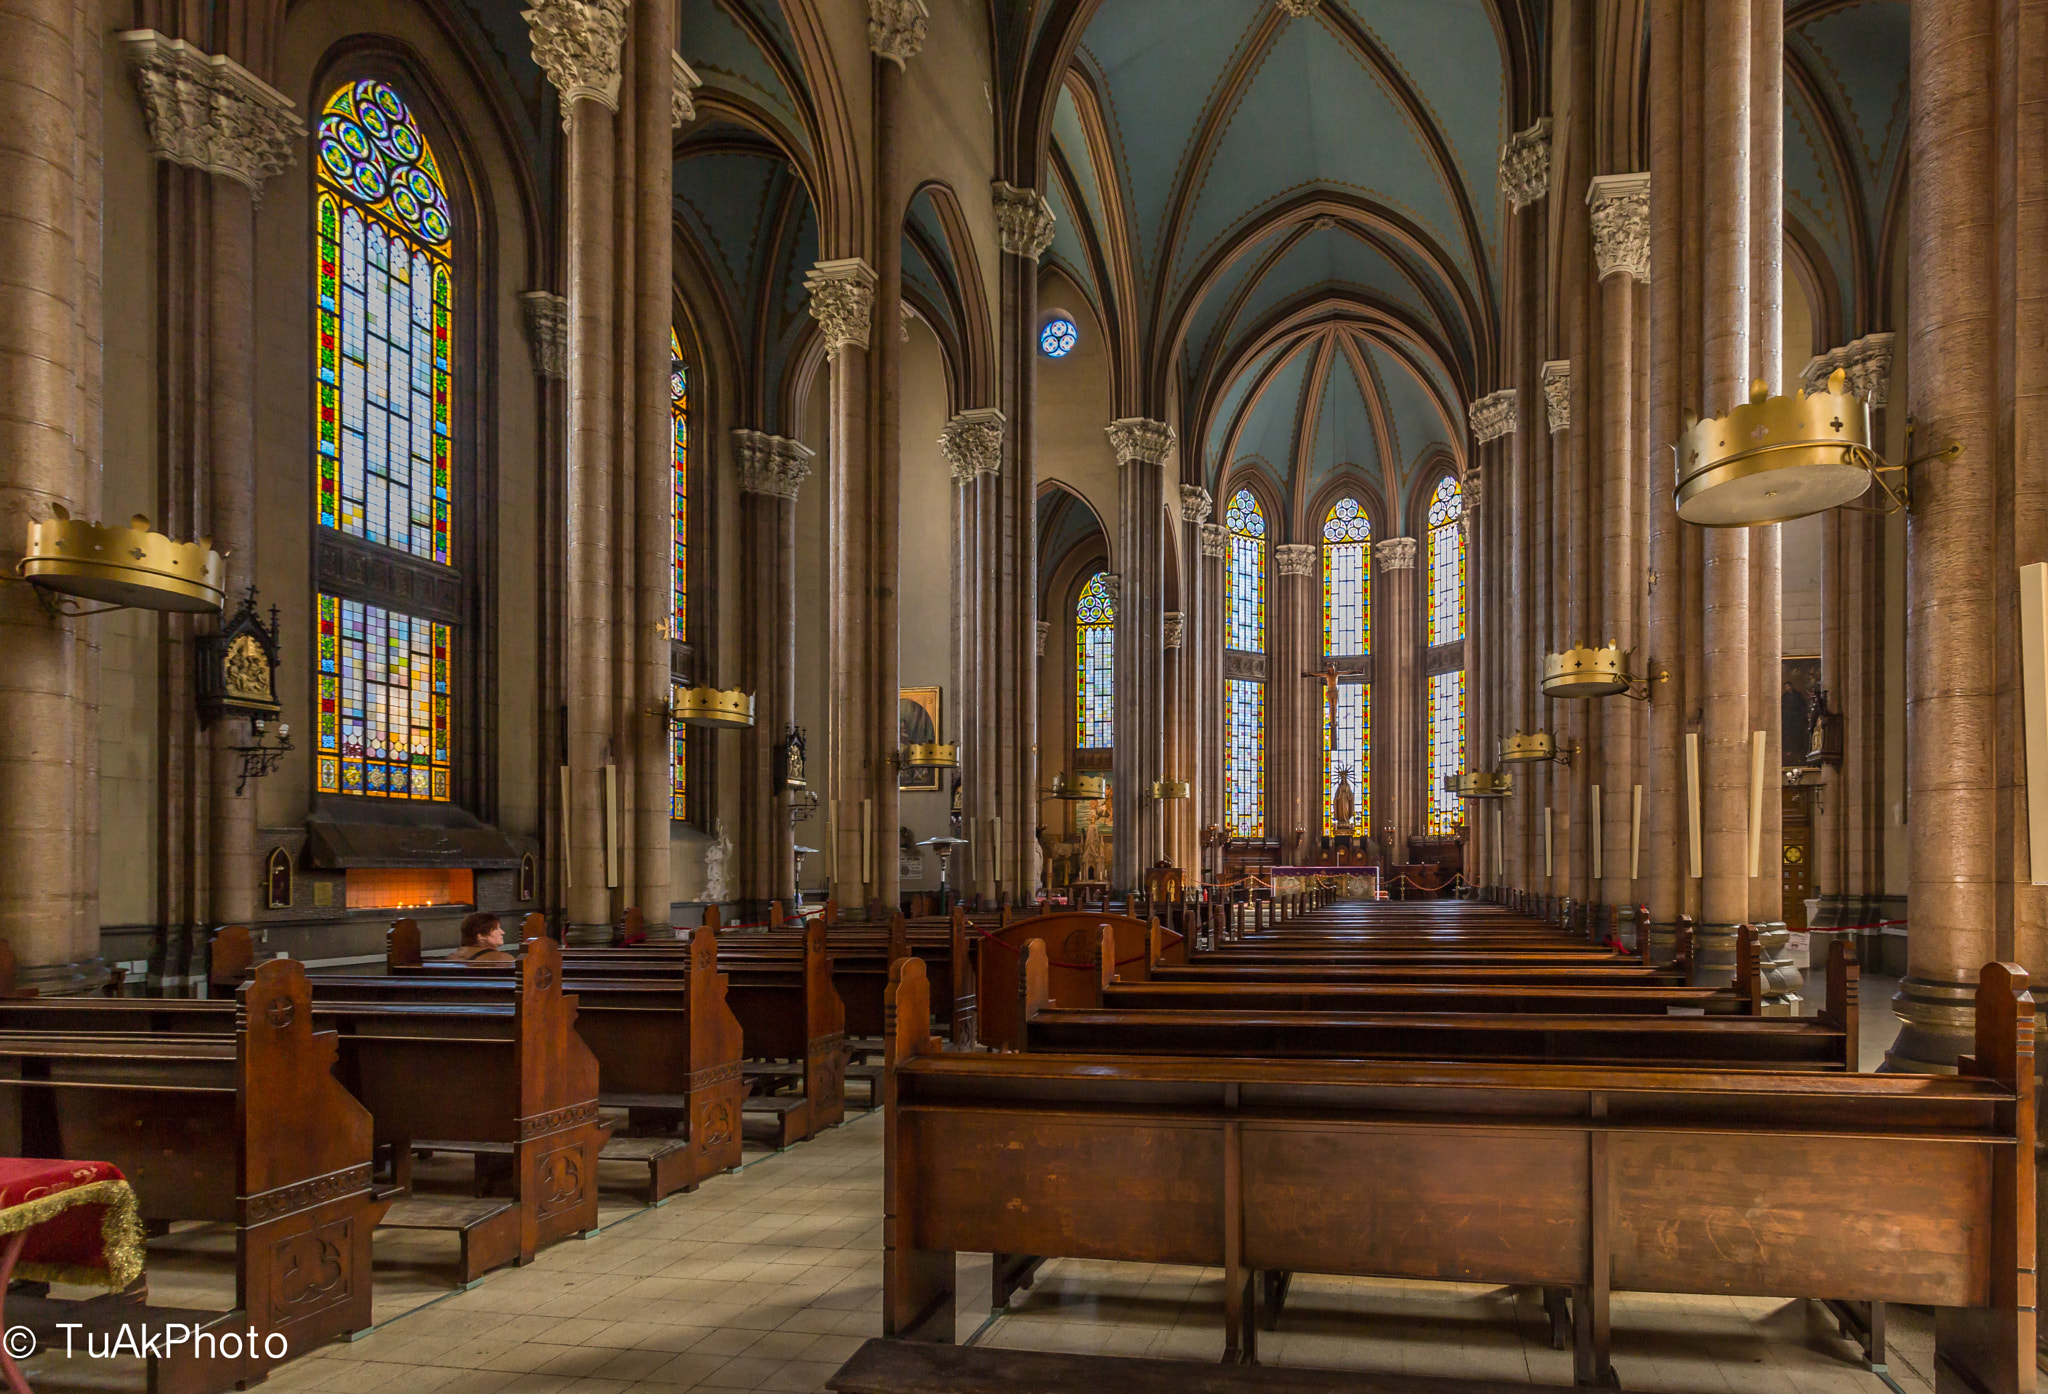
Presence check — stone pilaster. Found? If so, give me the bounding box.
[119,32,299,197]
[736,432,813,914]
[1198,523,1229,878]
[945,407,1007,904]
[520,291,568,380]
[1541,360,1572,433]
[1107,419,1174,892]
[1270,545,1318,864]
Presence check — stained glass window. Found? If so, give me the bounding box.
[315,80,453,565]
[1040,318,1077,357]
[1225,679,1265,838]
[316,594,451,801]
[1321,497,1371,657]
[1075,572,1115,747]
[1427,474,1465,646]
[1321,681,1369,837]
[1427,669,1467,835]
[315,80,457,803]
[671,329,688,819]
[1225,488,1266,652]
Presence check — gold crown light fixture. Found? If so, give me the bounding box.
[672,685,756,729]
[1673,370,1954,528]
[1543,644,1657,702]
[1498,730,1574,766]
[19,505,224,613]
[1149,780,1190,800]
[902,742,959,768]
[1448,771,1514,799]
[1047,772,1108,801]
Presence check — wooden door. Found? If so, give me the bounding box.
[1781,786,1811,930]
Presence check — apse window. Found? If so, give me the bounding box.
[1039,317,1078,358]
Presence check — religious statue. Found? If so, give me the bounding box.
[701,819,734,903]
[1332,767,1357,832]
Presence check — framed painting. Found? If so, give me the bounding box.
[900,687,941,791]
[1782,655,1822,765]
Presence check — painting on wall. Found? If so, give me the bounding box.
[899,687,941,791]
[1782,655,1822,765]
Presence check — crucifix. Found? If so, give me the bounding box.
[1302,660,1342,738]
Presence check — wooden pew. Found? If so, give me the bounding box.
[715,918,847,1146]
[0,959,388,1392]
[882,955,2036,1389]
[386,923,745,1201]
[972,911,1165,1050]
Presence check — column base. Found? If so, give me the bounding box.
[1880,973,1979,1073]
[562,922,613,948]
[1642,920,1679,967]
[1807,893,1907,974]
[1690,922,1803,1012]
[16,955,110,996]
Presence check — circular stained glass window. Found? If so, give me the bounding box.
[1039,318,1078,358]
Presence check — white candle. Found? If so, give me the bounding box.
[1685,733,1702,879]
[1630,784,1643,882]
[1591,785,1603,882]
[1748,729,1766,879]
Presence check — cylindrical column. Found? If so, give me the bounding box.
[1598,275,1636,911]
[1199,525,1228,879]
[632,0,674,924]
[1697,0,1753,975]
[1747,0,1785,941]
[1272,545,1317,863]
[1374,539,1419,859]
[1108,420,1173,892]
[1889,0,1999,1070]
[738,434,811,913]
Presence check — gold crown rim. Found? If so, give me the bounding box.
[674,685,757,729]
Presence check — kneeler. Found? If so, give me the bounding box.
[0,1159,145,1394]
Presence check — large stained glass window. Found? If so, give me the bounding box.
[671,330,688,818]
[1427,669,1466,835]
[1225,679,1265,838]
[1427,474,1465,646]
[314,79,458,801]
[1321,498,1371,657]
[317,595,451,801]
[1322,682,1369,837]
[1075,572,1115,747]
[1225,488,1267,652]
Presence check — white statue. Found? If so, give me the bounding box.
[701,819,734,903]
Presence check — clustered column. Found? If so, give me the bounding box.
[1271,544,1318,862]
[1540,361,1575,901]
[944,406,1008,900]
[1198,522,1229,877]
[1107,419,1175,892]
[1174,485,1213,875]
[1373,537,1419,861]
[1466,391,1516,889]
[735,431,813,914]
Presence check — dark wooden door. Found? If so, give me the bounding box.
[1781,786,1811,930]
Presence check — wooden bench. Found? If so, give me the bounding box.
[0,959,388,1391]
[882,955,2036,1389]
[387,922,745,1200]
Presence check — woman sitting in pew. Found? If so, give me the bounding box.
[450,912,515,965]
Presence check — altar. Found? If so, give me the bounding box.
[1269,866,1380,899]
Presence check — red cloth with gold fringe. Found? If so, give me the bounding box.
[0,1159,145,1290]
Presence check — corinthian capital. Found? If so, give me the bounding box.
[1375,537,1417,571]
[119,31,302,199]
[1200,523,1230,559]
[524,0,630,124]
[734,430,815,502]
[673,53,702,127]
[1541,360,1572,433]
[1163,612,1186,648]
[1179,485,1214,524]
[1802,332,1895,407]
[1587,172,1650,283]
[940,408,1007,483]
[869,0,929,67]
[1036,621,1051,658]
[1498,118,1551,212]
[1467,389,1517,443]
[1276,544,1316,578]
[1107,418,1176,467]
[992,182,1057,261]
[804,259,877,356]
[519,291,568,380]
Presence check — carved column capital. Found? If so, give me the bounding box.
[1179,485,1214,524]
[1275,0,1324,14]
[1164,612,1186,648]
[1375,536,1418,571]
[1498,118,1551,212]
[992,182,1057,261]
[1467,389,1517,443]
[119,31,302,199]
[1107,418,1176,467]
[1587,172,1651,282]
[1541,360,1572,433]
[1460,468,1482,514]
[1098,573,1122,602]
[734,429,814,501]
[519,291,568,380]
[523,0,630,125]
[672,53,702,127]
[869,0,929,67]
[1275,544,1317,578]
[804,259,877,356]
[940,407,1007,483]
[1036,620,1051,658]
[1200,523,1230,559]
[1801,331,1895,407]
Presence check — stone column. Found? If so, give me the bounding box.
[1890,0,1998,1070]
[1176,485,1212,874]
[1698,0,1753,971]
[1500,119,1549,899]
[1272,544,1317,862]
[1374,538,1419,857]
[1108,418,1174,892]
[943,406,1004,900]
[530,0,629,936]
[1747,0,1785,933]
[1199,523,1228,877]
[809,259,881,910]
[1163,609,1188,873]
[121,31,298,977]
[1468,392,1517,889]
[631,0,676,925]
[736,431,813,915]
[0,0,104,986]
[1542,360,1576,899]
[1590,174,1649,912]
[992,182,1054,902]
